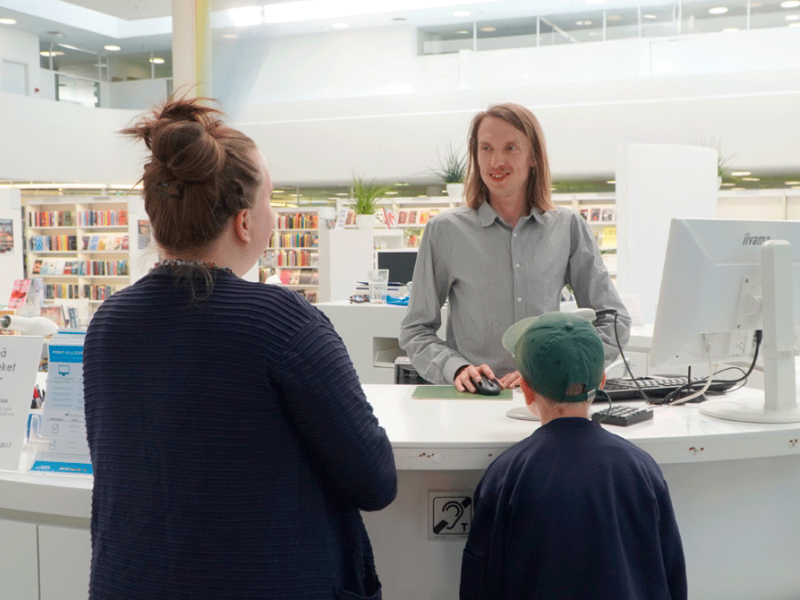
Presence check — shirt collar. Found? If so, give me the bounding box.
[478,200,545,227]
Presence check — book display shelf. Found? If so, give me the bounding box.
[23,195,132,318]
[260,208,320,302]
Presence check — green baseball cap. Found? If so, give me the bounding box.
[502,311,605,403]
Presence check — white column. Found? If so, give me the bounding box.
[171,0,212,97]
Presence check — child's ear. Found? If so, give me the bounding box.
[520,378,536,406]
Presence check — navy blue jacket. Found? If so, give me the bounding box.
[461,417,687,600]
[84,268,397,599]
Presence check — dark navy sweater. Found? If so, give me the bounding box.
[460,417,687,600]
[83,268,397,599]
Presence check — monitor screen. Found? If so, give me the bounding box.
[649,218,800,423]
[376,249,418,285]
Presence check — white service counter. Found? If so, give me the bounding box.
[1,385,800,599]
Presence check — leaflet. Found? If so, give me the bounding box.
[31,332,92,474]
[0,336,43,471]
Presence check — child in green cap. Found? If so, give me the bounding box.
[460,311,687,600]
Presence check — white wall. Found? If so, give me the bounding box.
[107,78,170,110]
[230,26,800,186]
[0,27,42,98]
[0,91,141,182]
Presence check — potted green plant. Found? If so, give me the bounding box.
[350,174,394,229]
[429,142,467,199]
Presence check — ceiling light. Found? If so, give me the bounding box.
[606,180,616,184]
[229,6,263,27]
[0,18,16,25]
[392,17,407,21]
[453,11,470,17]
[40,51,65,57]
[781,1,800,7]
[336,192,349,196]
[731,171,751,176]
[103,45,121,51]
[786,13,800,20]
[332,22,349,28]
[643,14,657,20]
[606,14,622,21]
[385,191,399,195]
[731,187,745,191]
[222,33,239,39]
[721,182,735,186]
[709,7,729,15]
[149,57,165,64]
[576,20,593,26]
[46,31,64,37]
[785,181,800,185]
[480,26,497,32]
[457,30,469,34]
[741,177,760,181]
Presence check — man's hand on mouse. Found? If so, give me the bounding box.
[454,364,498,393]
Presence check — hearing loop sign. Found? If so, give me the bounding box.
[428,492,473,539]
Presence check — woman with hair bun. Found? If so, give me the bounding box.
[82,97,397,600]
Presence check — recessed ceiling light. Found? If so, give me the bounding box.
[606,14,622,21]
[40,51,65,57]
[576,20,593,26]
[643,14,657,20]
[453,11,470,17]
[731,171,751,176]
[786,13,800,20]
[336,192,349,196]
[457,30,470,34]
[0,18,16,25]
[606,180,616,184]
[741,177,760,181]
[781,1,800,7]
[480,26,497,32]
[222,33,239,39]
[149,57,165,64]
[385,191,399,195]
[785,181,800,185]
[332,22,349,28]
[709,7,729,15]
[103,45,121,51]
[721,182,735,186]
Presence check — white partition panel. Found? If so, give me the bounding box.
[0,520,39,600]
[615,143,718,324]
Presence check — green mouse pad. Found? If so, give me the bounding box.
[412,385,513,400]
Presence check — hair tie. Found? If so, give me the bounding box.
[157,182,184,200]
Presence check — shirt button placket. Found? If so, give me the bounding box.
[511,229,524,320]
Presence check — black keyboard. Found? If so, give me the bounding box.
[602,375,737,402]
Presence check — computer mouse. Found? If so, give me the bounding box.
[471,377,502,396]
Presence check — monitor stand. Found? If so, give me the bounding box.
[699,240,800,424]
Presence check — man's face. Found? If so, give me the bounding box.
[476,116,535,204]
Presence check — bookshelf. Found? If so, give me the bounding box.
[23,196,132,318]
[260,208,320,302]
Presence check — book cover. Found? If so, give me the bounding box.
[418,210,430,225]
[8,279,31,308]
[579,209,589,220]
[601,207,614,222]
[89,236,99,251]
[590,208,601,222]
[398,210,408,225]
[408,210,418,225]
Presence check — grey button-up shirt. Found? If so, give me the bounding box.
[399,202,631,385]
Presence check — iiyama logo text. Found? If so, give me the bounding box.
[742,233,771,246]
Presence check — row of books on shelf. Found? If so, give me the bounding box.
[276,232,318,248]
[29,234,130,252]
[32,259,130,277]
[396,208,439,226]
[277,213,319,229]
[579,206,616,223]
[77,210,129,227]
[29,235,77,251]
[28,210,75,227]
[278,269,319,286]
[40,284,118,301]
[275,249,317,267]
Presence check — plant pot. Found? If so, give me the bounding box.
[446,183,464,200]
[355,214,376,229]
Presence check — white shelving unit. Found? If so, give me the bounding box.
[23,195,132,320]
[261,208,320,302]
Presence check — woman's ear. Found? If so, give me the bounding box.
[234,209,251,244]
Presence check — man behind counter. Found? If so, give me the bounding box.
[399,103,631,392]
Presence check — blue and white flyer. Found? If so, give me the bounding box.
[0,336,43,471]
[31,332,92,474]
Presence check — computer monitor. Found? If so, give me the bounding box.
[376,249,418,285]
[650,218,800,423]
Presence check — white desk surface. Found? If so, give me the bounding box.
[2,384,800,518]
